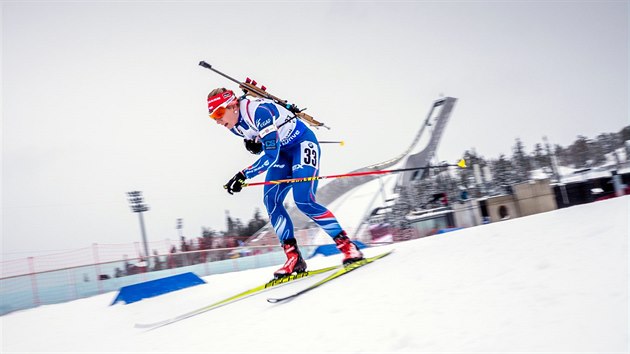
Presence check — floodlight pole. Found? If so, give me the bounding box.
[127,191,150,265]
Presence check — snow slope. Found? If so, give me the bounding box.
[2,196,628,353]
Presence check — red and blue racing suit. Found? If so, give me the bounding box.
[230,97,343,243]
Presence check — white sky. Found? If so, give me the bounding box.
[2,1,628,258]
[2,196,628,352]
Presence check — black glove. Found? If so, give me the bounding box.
[244,139,263,155]
[224,171,246,195]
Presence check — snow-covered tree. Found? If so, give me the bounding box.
[512,138,531,182]
[491,154,515,190]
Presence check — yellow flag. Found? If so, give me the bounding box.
[457,159,467,168]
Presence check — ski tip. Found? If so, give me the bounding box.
[267,298,280,303]
[134,323,154,329]
[134,319,171,330]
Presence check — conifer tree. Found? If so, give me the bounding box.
[512,138,531,182]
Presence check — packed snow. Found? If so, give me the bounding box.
[1,196,628,353]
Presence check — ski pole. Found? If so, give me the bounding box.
[243,159,467,187]
[319,140,345,146]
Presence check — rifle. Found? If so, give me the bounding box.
[198,61,329,129]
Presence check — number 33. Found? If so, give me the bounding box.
[303,147,317,167]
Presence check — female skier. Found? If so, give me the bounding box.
[207,88,363,278]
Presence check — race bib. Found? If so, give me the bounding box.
[300,141,319,168]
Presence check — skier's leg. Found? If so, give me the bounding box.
[290,140,344,236]
[264,181,293,242]
[264,154,306,276]
[290,139,364,264]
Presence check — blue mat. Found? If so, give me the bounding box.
[111,272,206,305]
[437,227,462,234]
[309,241,368,258]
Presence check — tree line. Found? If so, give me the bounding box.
[388,125,630,233]
[201,208,268,239]
[459,125,630,189]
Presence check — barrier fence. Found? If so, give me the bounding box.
[1,226,381,316]
[0,242,319,316]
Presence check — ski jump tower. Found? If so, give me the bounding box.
[246,96,457,245]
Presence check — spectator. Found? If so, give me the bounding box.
[152,250,163,271]
[123,255,133,275]
[167,246,177,269]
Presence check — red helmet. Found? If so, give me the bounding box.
[207,90,236,119]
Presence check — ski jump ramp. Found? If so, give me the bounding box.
[246,96,457,246]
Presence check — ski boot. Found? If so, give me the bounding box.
[273,238,307,278]
[333,231,364,265]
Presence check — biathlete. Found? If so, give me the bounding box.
[206,88,364,278]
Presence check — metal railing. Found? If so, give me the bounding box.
[0,244,317,316]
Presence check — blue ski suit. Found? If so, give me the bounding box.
[230,97,343,243]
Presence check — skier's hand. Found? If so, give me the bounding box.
[244,139,263,155]
[224,171,246,195]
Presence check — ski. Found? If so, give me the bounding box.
[134,264,340,330]
[267,250,394,303]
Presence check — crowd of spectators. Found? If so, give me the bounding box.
[112,210,270,278]
[113,235,256,278]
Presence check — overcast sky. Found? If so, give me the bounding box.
[2,1,628,259]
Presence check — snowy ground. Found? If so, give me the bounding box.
[1,196,628,353]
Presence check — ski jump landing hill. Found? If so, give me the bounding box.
[246,96,457,248]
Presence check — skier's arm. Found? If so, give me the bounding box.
[229,127,244,137]
[242,103,281,179]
